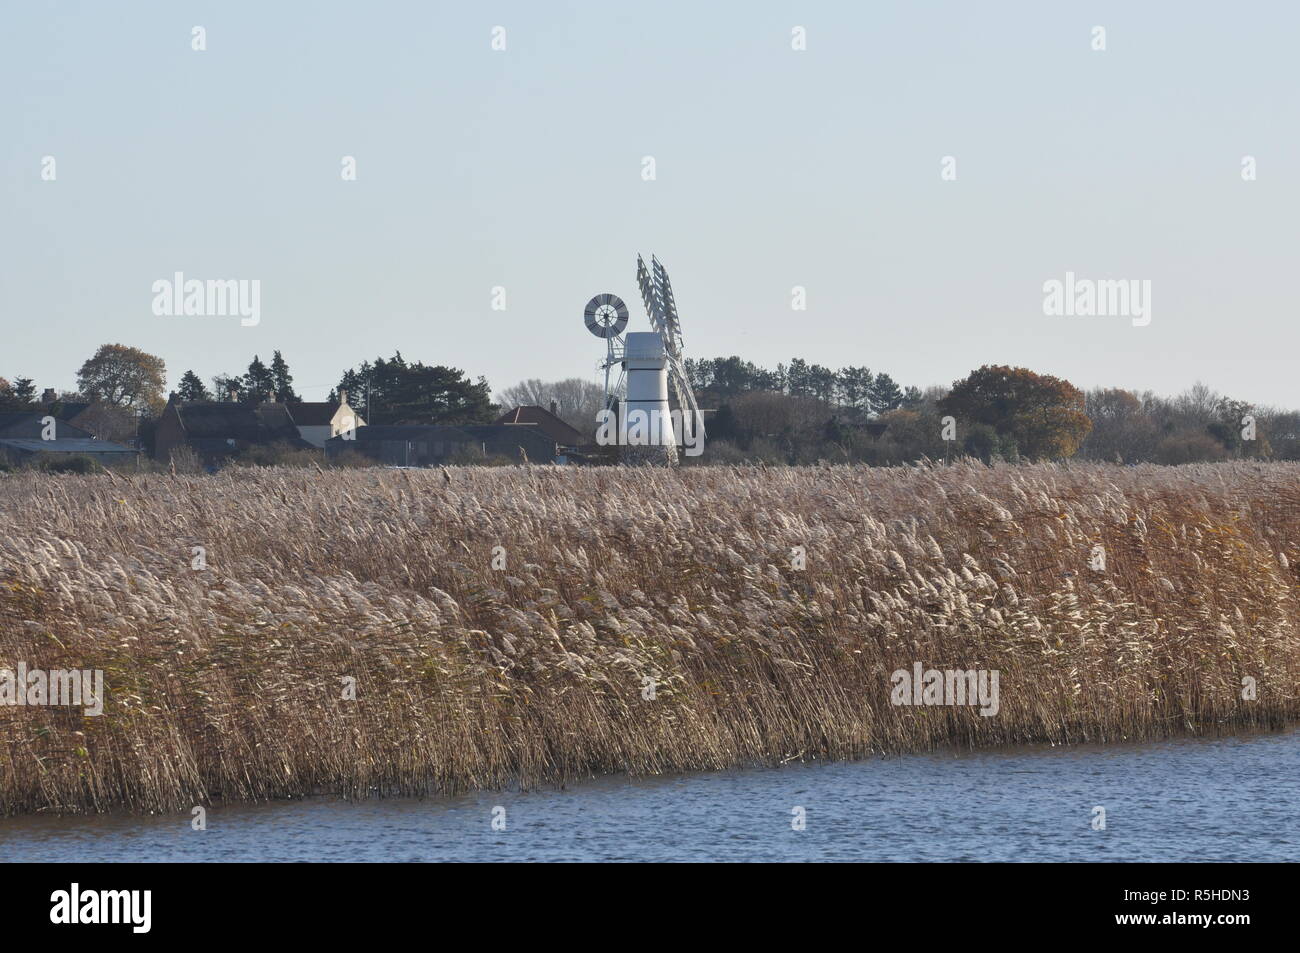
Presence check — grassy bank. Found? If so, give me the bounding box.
[2,461,1298,814]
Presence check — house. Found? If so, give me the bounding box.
[325,423,561,466]
[0,412,137,466]
[286,392,366,448]
[153,395,311,463]
[0,412,94,441]
[40,395,141,446]
[4,390,143,445]
[494,402,586,447]
[38,391,96,431]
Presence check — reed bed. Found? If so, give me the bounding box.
[1,461,1298,814]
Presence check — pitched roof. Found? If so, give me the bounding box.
[287,402,341,427]
[0,412,37,431]
[0,413,95,439]
[493,405,585,446]
[42,402,92,421]
[172,402,305,444]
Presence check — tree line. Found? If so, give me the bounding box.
[4,343,1296,467]
[684,356,911,414]
[689,357,1296,466]
[0,344,495,444]
[175,351,490,426]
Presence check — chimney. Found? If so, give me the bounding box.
[549,400,558,417]
[339,389,347,405]
[266,391,274,404]
[41,388,56,404]
[228,388,237,402]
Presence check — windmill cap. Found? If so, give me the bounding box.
[624,332,666,360]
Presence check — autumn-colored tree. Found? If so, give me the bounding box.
[938,365,1092,460]
[76,344,167,415]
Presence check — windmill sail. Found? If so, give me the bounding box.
[651,256,685,358]
[637,253,704,442]
[636,255,667,334]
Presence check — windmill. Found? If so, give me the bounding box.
[636,254,704,443]
[581,254,705,462]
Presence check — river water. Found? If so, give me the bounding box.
[2,729,1297,862]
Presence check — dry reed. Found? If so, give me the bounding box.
[1,461,1298,814]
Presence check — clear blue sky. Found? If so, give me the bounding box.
[2,1,1297,405]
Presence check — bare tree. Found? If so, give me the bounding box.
[496,377,606,431]
[1173,381,1220,425]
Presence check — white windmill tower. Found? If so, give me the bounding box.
[581,254,704,464]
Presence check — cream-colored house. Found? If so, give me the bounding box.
[288,392,366,447]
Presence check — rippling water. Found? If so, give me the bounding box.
[2,729,1297,862]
